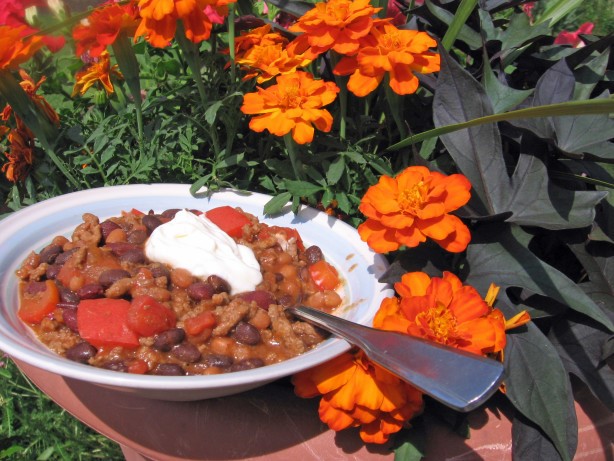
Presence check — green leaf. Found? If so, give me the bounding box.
[482,57,533,114]
[426,0,482,50]
[283,179,324,196]
[466,223,614,331]
[205,100,224,125]
[392,424,426,461]
[263,191,292,215]
[573,48,610,101]
[326,156,346,184]
[534,0,583,27]
[504,323,577,461]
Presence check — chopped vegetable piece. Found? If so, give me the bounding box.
[257,225,305,251]
[127,295,176,337]
[127,358,149,374]
[205,206,251,238]
[309,260,340,291]
[77,298,140,348]
[18,280,60,324]
[184,311,216,336]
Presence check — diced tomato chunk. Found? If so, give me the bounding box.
[257,225,305,251]
[77,298,140,348]
[127,295,176,337]
[18,280,60,324]
[205,206,251,238]
[127,358,149,374]
[184,311,216,336]
[309,260,340,291]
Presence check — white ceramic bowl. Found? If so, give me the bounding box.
[0,184,393,400]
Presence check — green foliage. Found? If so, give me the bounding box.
[0,358,123,460]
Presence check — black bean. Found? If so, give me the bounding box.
[171,343,201,363]
[39,244,62,264]
[62,308,79,332]
[142,215,162,233]
[230,358,264,372]
[207,275,230,294]
[150,363,185,376]
[202,354,233,368]
[59,286,80,304]
[45,264,61,280]
[65,342,97,364]
[55,248,77,265]
[98,269,131,288]
[102,360,128,372]
[120,249,146,264]
[304,245,324,265]
[127,229,148,245]
[77,283,104,299]
[161,209,180,219]
[186,282,215,301]
[232,322,261,345]
[100,220,121,240]
[153,328,186,352]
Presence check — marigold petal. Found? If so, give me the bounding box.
[431,215,471,253]
[448,285,490,322]
[415,215,456,240]
[505,310,531,330]
[292,120,315,144]
[395,271,431,298]
[357,220,401,253]
[333,56,358,76]
[393,225,427,249]
[319,396,356,431]
[347,70,382,97]
[388,66,419,95]
[455,317,501,355]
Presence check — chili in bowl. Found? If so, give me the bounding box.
[0,185,393,400]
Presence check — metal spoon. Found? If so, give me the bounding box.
[287,306,505,412]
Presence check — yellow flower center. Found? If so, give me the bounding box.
[398,181,428,214]
[417,302,457,344]
[380,30,402,51]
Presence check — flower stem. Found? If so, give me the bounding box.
[227,4,237,85]
[284,133,303,180]
[384,75,407,139]
[329,52,347,140]
[111,32,144,153]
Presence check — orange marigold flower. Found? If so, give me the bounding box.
[73,2,140,58]
[292,350,423,444]
[231,25,312,83]
[0,25,45,71]
[333,21,440,97]
[2,128,34,182]
[240,71,339,144]
[72,51,123,97]
[357,165,471,253]
[288,0,380,56]
[375,271,509,356]
[135,0,235,48]
[17,70,59,127]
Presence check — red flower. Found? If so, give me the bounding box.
[554,22,594,48]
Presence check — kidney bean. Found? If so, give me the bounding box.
[304,245,324,265]
[142,215,162,233]
[161,209,180,219]
[39,244,62,264]
[127,229,148,245]
[230,358,264,372]
[187,282,215,301]
[120,249,146,264]
[237,291,275,310]
[151,363,185,376]
[55,248,77,265]
[65,342,97,364]
[62,308,79,332]
[202,354,233,368]
[45,264,61,280]
[153,328,186,352]
[77,283,104,299]
[59,286,80,304]
[171,343,201,363]
[100,220,121,240]
[102,360,128,372]
[207,275,230,294]
[99,269,131,288]
[232,322,261,345]
[106,242,139,256]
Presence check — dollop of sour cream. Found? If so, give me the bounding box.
[145,209,262,295]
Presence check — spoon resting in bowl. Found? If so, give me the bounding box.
[287,306,505,412]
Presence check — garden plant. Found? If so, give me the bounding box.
[0,0,613,460]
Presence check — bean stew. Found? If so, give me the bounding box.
[15,206,343,376]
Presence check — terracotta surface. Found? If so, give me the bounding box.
[15,360,613,460]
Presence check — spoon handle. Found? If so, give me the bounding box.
[288,306,505,412]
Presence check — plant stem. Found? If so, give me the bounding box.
[329,52,347,140]
[284,133,303,180]
[227,4,237,85]
[384,75,407,139]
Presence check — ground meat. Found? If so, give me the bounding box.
[71,213,102,248]
[212,299,251,336]
[292,321,328,347]
[268,305,306,355]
